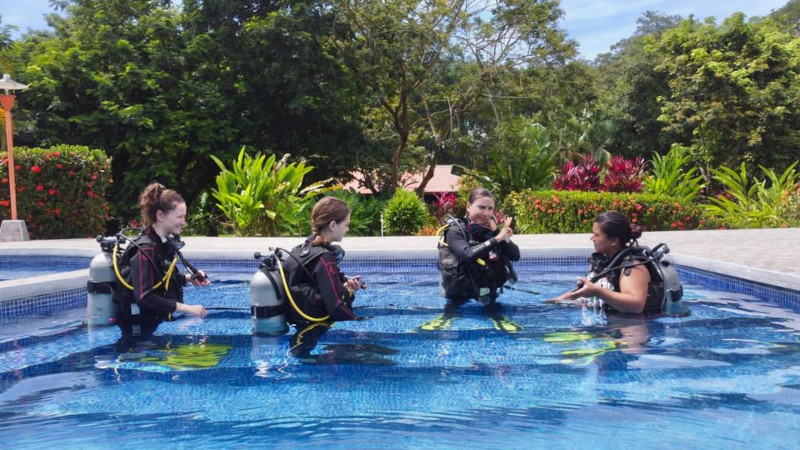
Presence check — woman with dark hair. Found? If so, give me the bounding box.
[119,183,209,341]
[282,196,365,326]
[438,187,520,310]
[555,211,654,313]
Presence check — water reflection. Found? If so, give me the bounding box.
[289,322,398,365]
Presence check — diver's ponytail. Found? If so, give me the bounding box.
[629,223,643,245]
[139,182,185,228]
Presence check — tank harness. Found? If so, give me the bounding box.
[578,243,686,315]
[95,229,203,327]
[254,244,346,324]
[437,215,517,301]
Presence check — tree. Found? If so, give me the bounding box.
[593,11,683,159]
[11,0,369,219]
[331,0,573,194]
[651,13,800,171]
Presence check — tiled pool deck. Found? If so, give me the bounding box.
[0,228,798,302]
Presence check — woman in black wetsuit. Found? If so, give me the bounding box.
[438,187,520,311]
[119,183,209,341]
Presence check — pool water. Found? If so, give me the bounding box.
[1,262,799,448]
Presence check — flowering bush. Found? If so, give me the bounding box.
[0,145,111,239]
[503,189,716,234]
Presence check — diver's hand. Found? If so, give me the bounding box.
[176,303,207,317]
[559,278,599,301]
[495,217,514,242]
[345,275,365,292]
[187,270,211,286]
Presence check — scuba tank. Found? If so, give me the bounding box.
[86,235,120,327]
[251,250,289,336]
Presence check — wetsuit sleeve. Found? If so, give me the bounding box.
[129,243,178,313]
[497,237,520,262]
[312,252,357,321]
[446,226,496,263]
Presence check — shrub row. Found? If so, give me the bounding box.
[502,189,716,234]
[0,145,112,239]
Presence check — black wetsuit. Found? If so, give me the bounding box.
[117,228,186,340]
[439,218,520,307]
[589,250,664,314]
[283,239,357,326]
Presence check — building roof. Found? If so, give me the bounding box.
[341,165,461,194]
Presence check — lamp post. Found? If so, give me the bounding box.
[0,74,30,241]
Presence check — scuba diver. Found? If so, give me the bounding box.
[437,187,520,313]
[114,183,209,346]
[281,196,366,327]
[552,211,686,316]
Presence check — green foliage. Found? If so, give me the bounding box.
[459,120,559,203]
[650,13,800,169]
[703,162,800,228]
[183,191,221,236]
[210,147,326,237]
[383,189,429,236]
[327,189,386,237]
[503,190,713,234]
[11,0,366,220]
[0,145,111,238]
[643,144,706,202]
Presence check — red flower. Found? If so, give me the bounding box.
[31,165,42,173]
[36,185,44,192]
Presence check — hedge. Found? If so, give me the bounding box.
[502,190,716,234]
[0,145,112,239]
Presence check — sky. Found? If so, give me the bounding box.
[0,0,793,60]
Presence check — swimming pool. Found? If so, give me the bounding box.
[0,255,92,281]
[1,259,799,448]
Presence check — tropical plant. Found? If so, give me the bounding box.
[643,144,706,202]
[703,162,800,228]
[602,155,646,193]
[430,191,457,223]
[552,154,603,191]
[485,121,560,201]
[210,147,327,237]
[383,189,429,236]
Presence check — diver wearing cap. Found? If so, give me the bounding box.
[115,183,209,342]
[282,196,366,326]
[438,187,520,310]
[554,211,680,314]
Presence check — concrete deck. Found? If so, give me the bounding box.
[0,228,798,298]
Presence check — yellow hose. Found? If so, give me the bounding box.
[276,257,330,323]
